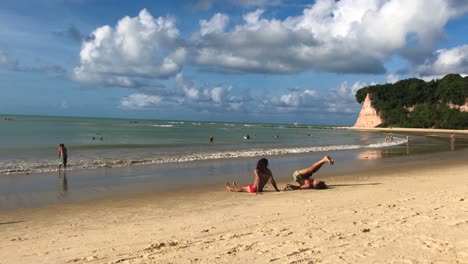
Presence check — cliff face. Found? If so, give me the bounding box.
[353,96,467,128]
[353,94,382,128]
[448,101,468,112]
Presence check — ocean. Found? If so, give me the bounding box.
[0,115,410,175]
[1,114,466,210]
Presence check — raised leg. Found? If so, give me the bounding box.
[298,156,334,176]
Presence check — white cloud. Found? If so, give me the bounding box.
[325,81,367,113]
[120,94,162,109]
[71,2,468,88]
[415,45,468,77]
[386,74,400,84]
[272,89,319,108]
[118,73,371,123]
[210,86,226,103]
[119,73,245,112]
[257,80,368,116]
[190,0,467,74]
[200,13,229,36]
[73,9,185,87]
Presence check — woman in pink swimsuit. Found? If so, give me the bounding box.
[225,158,280,194]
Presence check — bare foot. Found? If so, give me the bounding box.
[324,156,334,165]
[225,182,232,192]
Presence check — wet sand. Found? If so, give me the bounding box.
[346,126,468,134]
[1,157,467,263]
[0,131,466,211]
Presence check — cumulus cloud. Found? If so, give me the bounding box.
[120,94,162,109]
[190,0,467,74]
[117,73,370,125]
[73,9,185,87]
[325,81,368,113]
[119,73,250,112]
[200,13,229,36]
[415,45,468,78]
[263,81,366,115]
[72,1,468,88]
[270,88,319,108]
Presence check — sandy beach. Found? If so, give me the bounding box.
[1,159,467,264]
[346,127,468,135]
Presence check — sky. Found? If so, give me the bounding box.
[1,0,468,125]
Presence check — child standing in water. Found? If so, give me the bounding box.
[58,144,68,171]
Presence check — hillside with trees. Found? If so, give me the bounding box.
[355,74,468,129]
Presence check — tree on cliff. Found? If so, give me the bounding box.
[355,74,468,129]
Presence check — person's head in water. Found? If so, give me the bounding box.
[312,179,327,189]
[59,143,64,148]
[256,158,269,173]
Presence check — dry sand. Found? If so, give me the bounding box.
[1,162,467,264]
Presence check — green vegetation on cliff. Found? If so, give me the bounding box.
[355,74,468,129]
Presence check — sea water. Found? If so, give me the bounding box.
[0,115,411,175]
[1,115,466,210]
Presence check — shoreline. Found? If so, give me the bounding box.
[342,126,468,134]
[1,144,467,211]
[1,160,467,263]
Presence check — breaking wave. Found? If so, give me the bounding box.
[0,138,406,175]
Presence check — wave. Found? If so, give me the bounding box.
[0,138,407,175]
[152,124,174,127]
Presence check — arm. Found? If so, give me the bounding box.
[285,178,312,190]
[284,183,311,190]
[270,175,280,192]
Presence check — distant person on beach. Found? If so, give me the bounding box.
[283,156,334,190]
[450,133,455,144]
[385,133,394,143]
[210,136,214,143]
[58,144,68,171]
[225,158,280,194]
[450,133,455,151]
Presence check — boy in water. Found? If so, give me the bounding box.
[58,144,68,171]
[225,158,280,194]
[283,156,334,190]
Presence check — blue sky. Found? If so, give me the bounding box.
[1,0,468,125]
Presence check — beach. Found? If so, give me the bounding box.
[1,157,467,263]
[1,118,467,263]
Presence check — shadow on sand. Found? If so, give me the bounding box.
[327,182,381,189]
[0,220,26,226]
